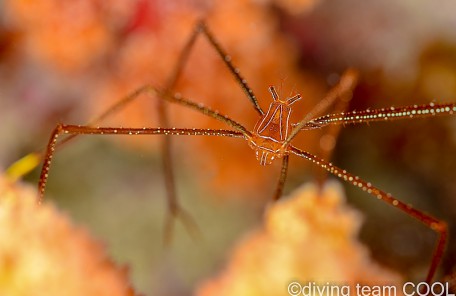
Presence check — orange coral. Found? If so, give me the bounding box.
[196,181,404,296]
[0,174,137,296]
[3,0,117,73]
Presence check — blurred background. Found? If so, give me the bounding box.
[1,0,455,294]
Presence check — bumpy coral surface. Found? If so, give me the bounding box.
[196,181,404,296]
[0,175,136,296]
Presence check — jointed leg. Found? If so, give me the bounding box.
[272,154,289,201]
[39,124,243,200]
[85,20,263,127]
[317,69,359,155]
[53,21,261,223]
[38,124,243,238]
[316,69,359,188]
[290,146,447,283]
[197,21,264,115]
[7,20,261,175]
[8,79,250,191]
[158,19,203,242]
[125,85,252,230]
[284,68,359,149]
[300,103,456,130]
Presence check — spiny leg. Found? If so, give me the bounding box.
[300,103,456,130]
[6,21,262,177]
[153,87,252,136]
[61,18,265,240]
[5,84,156,180]
[157,18,265,241]
[8,22,203,237]
[37,83,251,240]
[39,124,243,199]
[290,146,447,283]
[314,69,359,188]
[157,19,204,243]
[197,21,264,115]
[62,21,263,129]
[59,84,252,139]
[317,69,359,156]
[101,20,265,127]
[67,20,261,141]
[7,30,200,179]
[38,124,243,238]
[35,81,250,241]
[17,22,216,221]
[8,21,261,232]
[9,21,261,234]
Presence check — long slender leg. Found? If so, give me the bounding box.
[8,20,263,230]
[39,125,242,201]
[197,21,264,115]
[54,16,260,234]
[6,85,158,180]
[35,83,252,198]
[155,18,264,238]
[151,74,253,239]
[290,146,447,283]
[38,124,243,237]
[34,81,250,241]
[87,20,264,124]
[272,154,289,201]
[284,68,359,149]
[33,85,252,187]
[6,20,261,176]
[152,24,266,220]
[8,20,263,202]
[300,103,456,131]
[157,20,203,242]
[316,69,359,188]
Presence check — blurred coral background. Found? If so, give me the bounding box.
[1,0,456,295]
[0,176,136,296]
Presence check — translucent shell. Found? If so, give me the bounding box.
[249,87,301,165]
